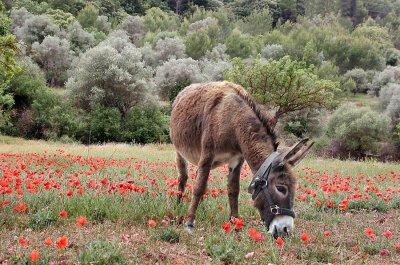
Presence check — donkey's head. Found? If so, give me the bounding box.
[248,138,313,238]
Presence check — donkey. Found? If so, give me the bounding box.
[170,81,313,237]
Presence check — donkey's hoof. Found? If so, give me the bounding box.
[184,222,195,233]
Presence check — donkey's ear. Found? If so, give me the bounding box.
[286,140,314,166]
[282,138,310,161]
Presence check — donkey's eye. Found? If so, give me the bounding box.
[276,185,287,195]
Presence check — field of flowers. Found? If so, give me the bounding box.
[0,137,399,264]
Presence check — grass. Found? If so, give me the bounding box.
[0,136,399,264]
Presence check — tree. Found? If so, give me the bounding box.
[77,3,99,29]
[31,36,74,86]
[15,14,59,46]
[67,21,95,53]
[119,15,147,43]
[224,56,339,124]
[225,29,253,59]
[66,31,153,118]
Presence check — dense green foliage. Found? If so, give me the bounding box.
[0,0,399,158]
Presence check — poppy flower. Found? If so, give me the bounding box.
[76,216,88,227]
[14,203,27,213]
[383,230,393,239]
[30,250,40,262]
[380,248,389,257]
[59,210,68,219]
[275,236,284,247]
[44,238,53,246]
[248,228,264,242]
[323,230,332,237]
[221,222,231,233]
[232,217,244,230]
[148,219,157,228]
[56,236,68,249]
[394,243,400,253]
[300,232,310,243]
[18,236,28,247]
[364,227,376,239]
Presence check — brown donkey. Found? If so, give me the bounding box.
[170,81,313,237]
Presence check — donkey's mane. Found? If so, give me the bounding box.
[232,87,279,150]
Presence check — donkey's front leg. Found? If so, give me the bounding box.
[186,156,213,232]
[227,157,244,219]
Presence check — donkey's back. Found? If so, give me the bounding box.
[170,81,246,167]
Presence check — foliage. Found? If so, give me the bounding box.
[224,29,252,59]
[154,36,186,63]
[326,103,390,158]
[143,7,178,32]
[66,31,153,117]
[14,14,59,46]
[185,30,212,59]
[31,36,74,86]
[78,241,127,265]
[343,68,369,94]
[225,56,339,120]
[261,44,284,60]
[119,15,147,43]
[67,21,95,53]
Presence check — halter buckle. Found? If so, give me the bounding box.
[270,205,280,215]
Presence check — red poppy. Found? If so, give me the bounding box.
[394,243,400,253]
[364,227,376,239]
[30,250,40,262]
[76,216,88,227]
[221,222,231,233]
[148,219,157,228]
[56,236,69,249]
[383,230,393,239]
[380,248,389,257]
[232,217,244,230]
[248,228,264,242]
[59,210,68,219]
[14,203,27,213]
[300,232,310,243]
[323,230,332,237]
[44,238,53,246]
[275,236,284,247]
[18,236,28,247]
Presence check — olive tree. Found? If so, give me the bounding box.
[15,14,59,46]
[225,56,339,124]
[66,31,153,117]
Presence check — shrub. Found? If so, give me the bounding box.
[185,31,212,59]
[155,58,204,101]
[15,14,59,46]
[10,7,33,32]
[343,68,369,94]
[66,31,153,117]
[77,3,99,29]
[371,66,400,95]
[385,88,400,123]
[225,29,252,59]
[88,106,122,143]
[379,83,400,110]
[122,106,169,143]
[143,7,178,32]
[119,15,146,43]
[237,8,273,36]
[95,15,111,34]
[31,36,74,86]
[67,21,95,53]
[154,36,186,63]
[45,8,75,28]
[326,104,390,158]
[261,44,284,60]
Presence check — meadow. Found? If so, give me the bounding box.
[0,136,399,264]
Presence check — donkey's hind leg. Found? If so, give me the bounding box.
[227,157,244,219]
[177,152,188,204]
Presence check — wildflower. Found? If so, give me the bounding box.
[221,222,231,233]
[248,228,264,242]
[394,243,400,253]
[148,219,157,228]
[44,238,53,246]
[380,248,389,257]
[30,250,40,262]
[18,236,28,247]
[56,236,68,249]
[76,216,88,227]
[323,230,332,237]
[383,230,393,239]
[14,203,27,213]
[275,236,284,247]
[364,227,376,239]
[232,217,244,230]
[59,210,68,219]
[300,232,310,243]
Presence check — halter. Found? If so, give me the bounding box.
[248,152,296,219]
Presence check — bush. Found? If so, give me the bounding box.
[371,66,400,95]
[261,44,284,60]
[154,36,186,63]
[66,31,153,117]
[343,68,369,94]
[15,14,59,46]
[237,8,272,36]
[31,36,74,86]
[77,3,99,29]
[185,31,212,59]
[88,106,122,143]
[10,7,33,32]
[67,21,95,53]
[155,58,204,101]
[326,103,390,158]
[119,15,146,43]
[143,7,178,32]
[122,106,169,143]
[225,29,252,59]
